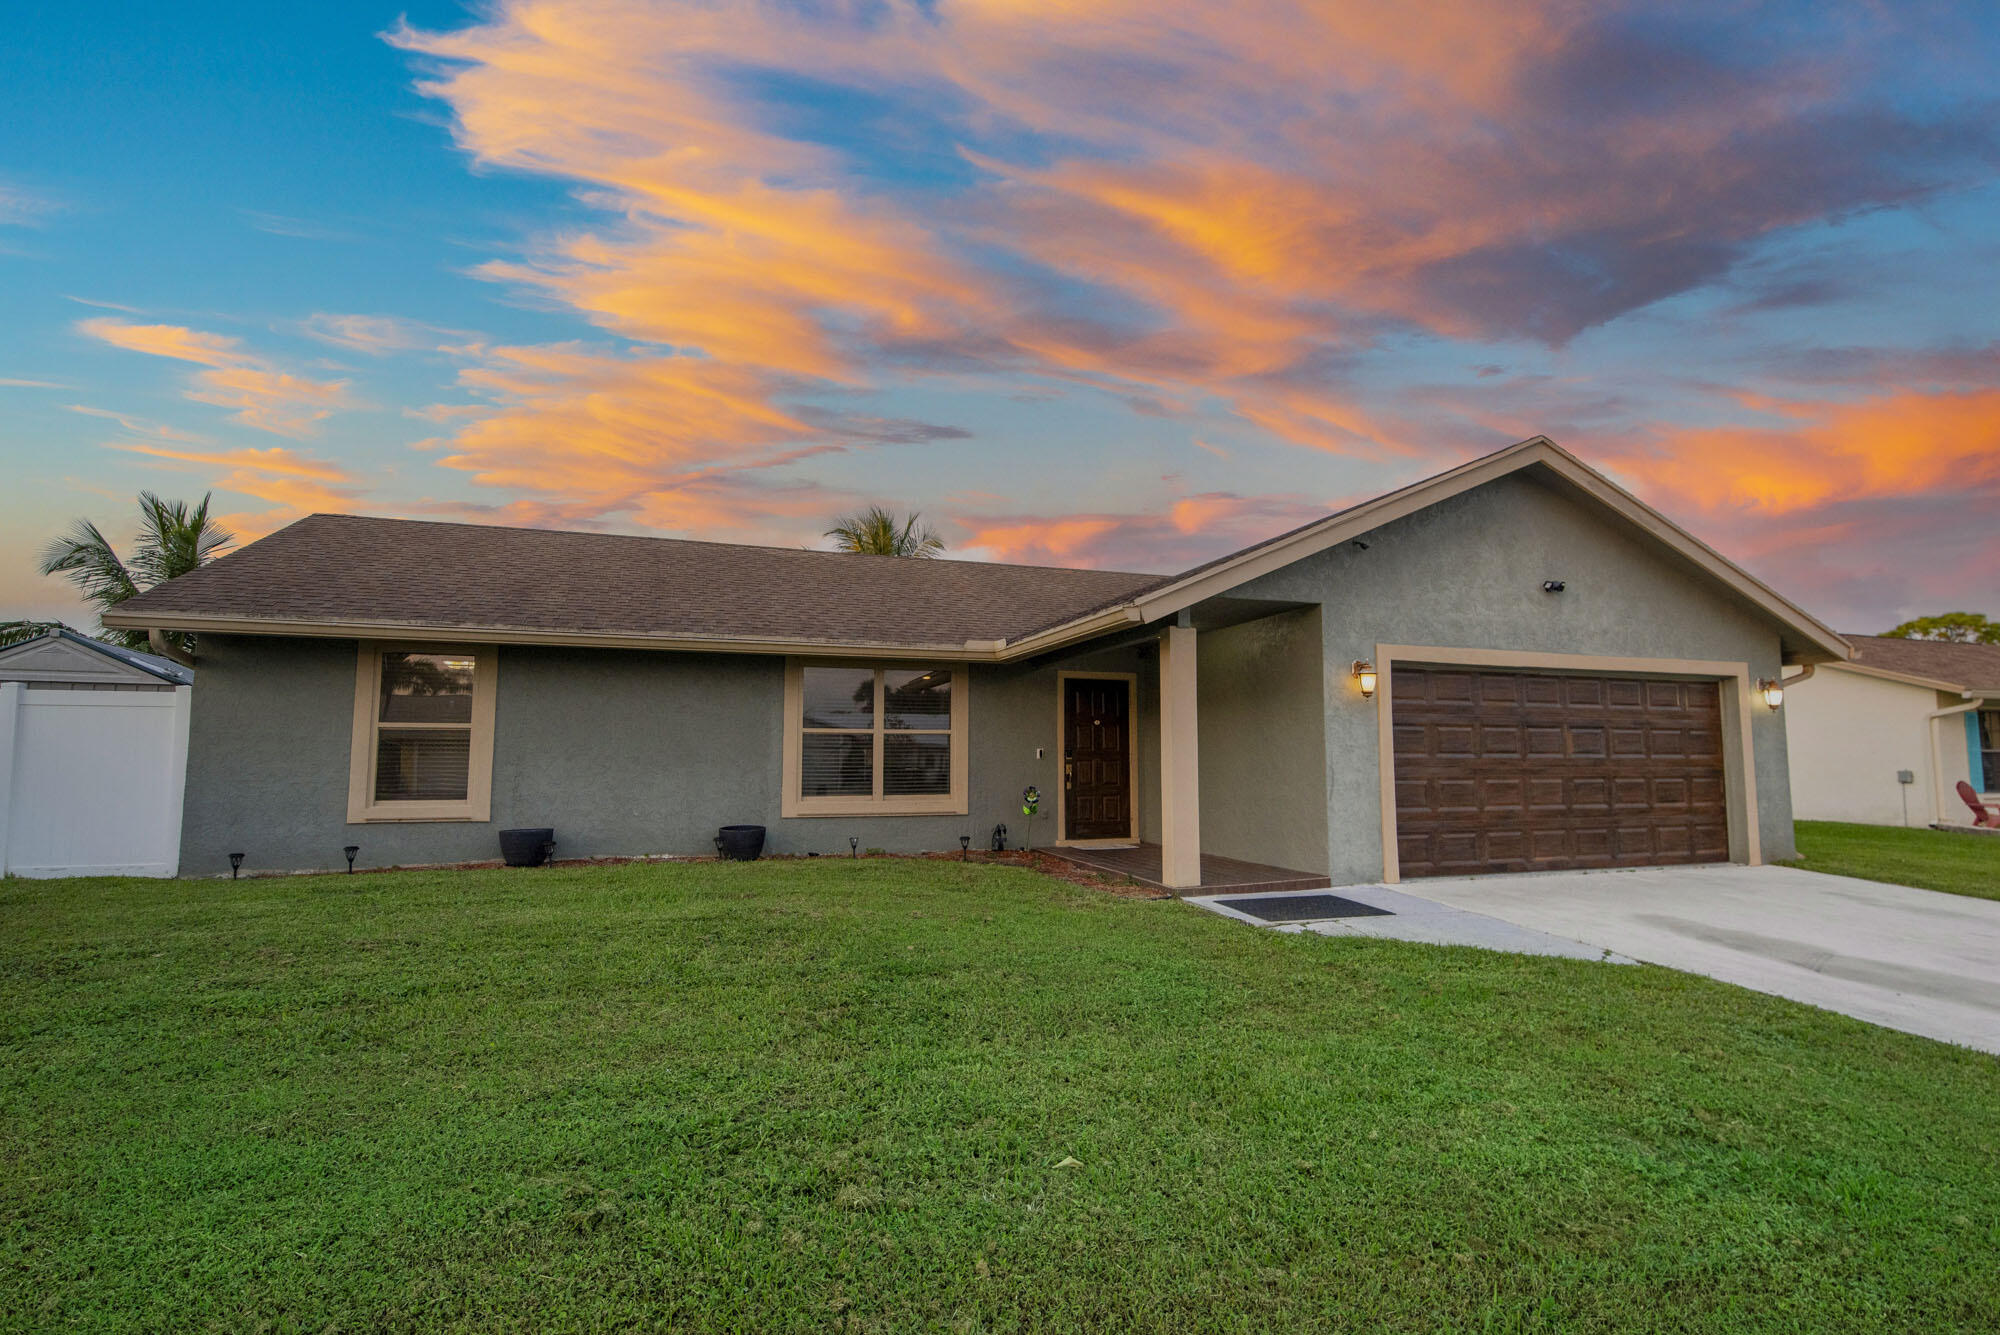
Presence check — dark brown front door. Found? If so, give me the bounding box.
[1392,667,1729,878]
[1064,677,1131,840]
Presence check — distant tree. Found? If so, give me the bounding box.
[0,619,71,648]
[38,492,233,653]
[824,506,946,558]
[1882,612,2000,645]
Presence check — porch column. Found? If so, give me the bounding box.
[1158,622,1202,889]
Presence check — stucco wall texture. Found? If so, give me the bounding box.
[181,636,1159,876]
[1784,669,1971,826]
[181,470,1803,882]
[1232,470,1797,885]
[1196,607,1329,874]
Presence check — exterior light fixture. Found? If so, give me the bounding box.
[1757,678,1785,711]
[959,834,971,860]
[343,845,360,874]
[228,852,244,879]
[849,836,859,859]
[1352,659,1378,699]
[1542,580,1567,594]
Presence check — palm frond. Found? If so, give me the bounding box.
[825,506,946,558]
[0,619,71,648]
[39,519,140,609]
[131,491,233,587]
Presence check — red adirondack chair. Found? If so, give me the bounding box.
[1957,780,2000,827]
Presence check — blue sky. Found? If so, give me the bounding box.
[4,0,1998,631]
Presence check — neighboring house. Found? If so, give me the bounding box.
[1785,635,2000,829]
[0,628,194,877]
[104,436,1847,887]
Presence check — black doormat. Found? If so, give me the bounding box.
[1221,893,1394,923]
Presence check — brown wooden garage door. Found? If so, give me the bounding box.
[1392,667,1729,878]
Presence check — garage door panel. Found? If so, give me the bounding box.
[1609,727,1648,756]
[1565,677,1605,707]
[1393,666,1730,879]
[1606,679,1646,708]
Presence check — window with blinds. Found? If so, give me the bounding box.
[374,652,477,801]
[787,662,965,815]
[348,645,496,822]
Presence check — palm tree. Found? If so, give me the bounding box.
[0,619,71,648]
[38,492,233,653]
[824,506,946,558]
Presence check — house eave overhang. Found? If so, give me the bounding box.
[99,605,1150,663]
[102,436,1852,671]
[1819,660,1977,695]
[1118,435,1853,666]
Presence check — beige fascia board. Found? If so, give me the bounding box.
[992,606,1146,661]
[1123,435,1851,666]
[104,611,1015,663]
[1527,438,1850,665]
[1817,660,1974,695]
[1131,438,1555,622]
[104,607,1149,664]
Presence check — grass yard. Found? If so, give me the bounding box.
[3,860,1997,1333]
[1787,819,2000,901]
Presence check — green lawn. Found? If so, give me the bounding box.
[1787,820,2000,901]
[2,861,1996,1333]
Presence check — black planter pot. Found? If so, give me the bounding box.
[715,824,766,861]
[498,827,556,867]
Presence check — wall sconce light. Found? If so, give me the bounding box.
[343,845,360,874]
[228,852,244,879]
[1351,659,1378,699]
[1757,678,1785,711]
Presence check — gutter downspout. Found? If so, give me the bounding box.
[148,628,196,670]
[1927,697,1981,827]
[1781,663,1816,688]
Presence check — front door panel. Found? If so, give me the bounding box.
[1064,678,1132,840]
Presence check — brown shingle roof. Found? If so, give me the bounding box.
[1845,634,2000,694]
[110,514,1169,650]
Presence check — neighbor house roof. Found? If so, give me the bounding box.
[1838,634,2000,696]
[0,628,193,686]
[104,435,1850,665]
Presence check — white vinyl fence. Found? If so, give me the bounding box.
[0,681,191,878]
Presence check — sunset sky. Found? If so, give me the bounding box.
[4,1,1997,631]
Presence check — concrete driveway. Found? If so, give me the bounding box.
[1392,865,2000,1055]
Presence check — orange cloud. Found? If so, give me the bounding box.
[1605,387,2000,522]
[956,491,1328,570]
[105,442,365,541]
[379,0,1986,551]
[77,318,354,437]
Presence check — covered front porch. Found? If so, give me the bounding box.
[1044,842,1330,895]
[1044,594,1330,892]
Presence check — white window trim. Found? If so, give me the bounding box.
[781,659,968,817]
[347,642,498,823]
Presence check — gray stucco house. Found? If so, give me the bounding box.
[106,437,1850,887]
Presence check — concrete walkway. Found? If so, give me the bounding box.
[1393,865,2000,1055]
[1189,885,1632,962]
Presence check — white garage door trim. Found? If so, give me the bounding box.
[1372,645,1761,884]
